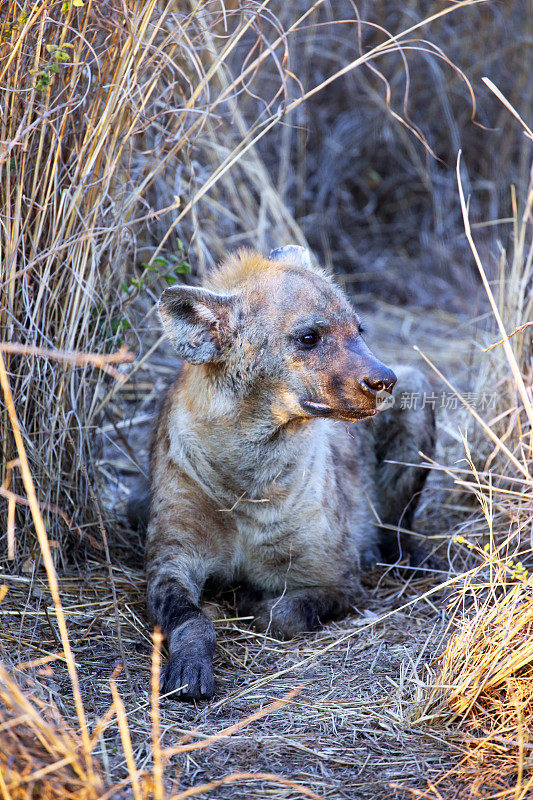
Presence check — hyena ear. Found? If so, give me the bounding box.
[269,245,312,269]
[158,286,235,364]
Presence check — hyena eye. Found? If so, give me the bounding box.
[295,328,320,349]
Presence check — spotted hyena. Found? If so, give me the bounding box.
[131,246,435,701]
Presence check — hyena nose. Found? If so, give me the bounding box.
[360,366,397,396]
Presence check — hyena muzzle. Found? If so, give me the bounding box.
[130,245,435,701]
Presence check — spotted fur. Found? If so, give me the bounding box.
[139,247,435,701]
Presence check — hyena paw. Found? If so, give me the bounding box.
[161,654,214,702]
[253,595,320,639]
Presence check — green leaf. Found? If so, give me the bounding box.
[164,275,178,284]
[175,261,190,273]
[110,316,131,334]
[153,257,169,267]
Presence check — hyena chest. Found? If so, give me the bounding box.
[230,503,354,592]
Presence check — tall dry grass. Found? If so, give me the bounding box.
[415,102,533,794]
[1,0,162,555]
[239,0,531,308]
[0,0,306,558]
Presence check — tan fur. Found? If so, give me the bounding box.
[139,247,435,701]
[205,248,332,292]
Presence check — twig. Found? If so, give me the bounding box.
[151,628,164,800]
[109,677,143,800]
[163,685,302,757]
[481,322,533,352]
[1,459,17,560]
[0,352,95,777]
[413,345,529,480]
[482,77,533,141]
[15,651,66,671]
[168,771,325,800]
[0,485,102,550]
[0,343,135,382]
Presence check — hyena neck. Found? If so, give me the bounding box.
[178,369,328,497]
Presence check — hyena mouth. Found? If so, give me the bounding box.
[299,398,334,416]
[301,397,380,421]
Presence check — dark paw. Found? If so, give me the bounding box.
[161,655,214,702]
[253,596,320,638]
[361,544,383,571]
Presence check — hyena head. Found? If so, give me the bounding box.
[158,246,396,427]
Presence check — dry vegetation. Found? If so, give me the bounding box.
[0,0,532,798]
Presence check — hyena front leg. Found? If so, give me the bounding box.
[243,586,356,639]
[373,365,436,566]
[147,541,216,701]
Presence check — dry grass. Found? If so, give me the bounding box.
[0,0,305,554]
[412,130,533,797]
[0,659,105,799]
[0,0,166,552]
[0,542,450,799]
[425,576,533,796]
[237,0,531,309]
[1,0,532,798]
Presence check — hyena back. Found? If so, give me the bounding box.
[140,246,435,701]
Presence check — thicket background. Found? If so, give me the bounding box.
[0,1,532,798]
